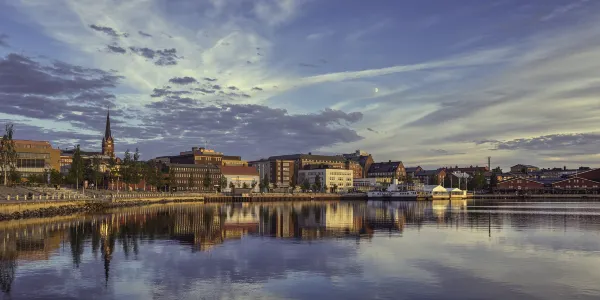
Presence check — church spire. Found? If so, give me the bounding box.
[104,107,112,140]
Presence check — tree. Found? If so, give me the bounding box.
[301,178,310,192]
[333,184,338,193]
[50,169,63,186]
[314,174,322,192]
[121,149,132,191]
[219,176,228,192]
[168,167,177,191]
[91,155,102,189]
[0,124,17,186]
[68,145,85,190]
[9,170,20,185]
[469,171,486,191]
[489,172,499,192]
[203,169,211,191]
[187,173,195,191]
[323,184,328,193]
[290,173,297,193]
[131,148,142,189]
[260,174,270,192]
[492,166,502,174]
[406,175,414,184]
[242,182,249,189]
[229,181,235,191]
[251,179,257,191]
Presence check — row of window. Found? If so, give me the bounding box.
[173,167,218,172]
[16,159,47,168]
[17,152,50,159]
[174,173,220,178]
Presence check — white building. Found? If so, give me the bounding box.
[220,166,260,193]
[421,185,447,199]
[353,178,378,192]
[298,169,353,192]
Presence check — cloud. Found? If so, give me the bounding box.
[129,47,182,66]
[168,76,197,85]
[193,88,215,94]
[228,86,238,91]
[251,87,263,91]
[482,133,600,151]
[0,34,9,47]
[138,30,152,37]
[429,149,466,156]
[541,0,589,21]
[299,63,318,68]
[106,44,126,54]
[89,24,126,38]
[367,128,378,133]
[150,87,190,97]
[306,31,334,40]
[0,53,122,131]
[204,77,217,82]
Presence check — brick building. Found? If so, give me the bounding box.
[170,147,224,165]
[552,177,600,192]
[367,161,406,185]
[14,140,60,177]
[167,163,221,191]
[248,158,295,188]
[267,153,346,185]
[342,150,374,178]
[496,177,545,192]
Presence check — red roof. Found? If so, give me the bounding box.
[219,165,259,176]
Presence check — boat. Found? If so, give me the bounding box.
[367,179,419,200]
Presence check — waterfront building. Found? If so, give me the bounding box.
[297,168,353,192]
[166,163,221,191]
[405,166,423,178]
[248,158,295,187]
[345,159,363,179]
[367,160,407,185]
[353,178,378,192]
[267,153,346,185]
[220,165,260,192]
[341,150,374,178]
[414,169,446,185]
[495,177,545,193]
[552,176,600,191]
[13,140,60,177]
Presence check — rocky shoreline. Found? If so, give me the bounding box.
[0,198,205,221]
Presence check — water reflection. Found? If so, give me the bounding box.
[1,200,600,299]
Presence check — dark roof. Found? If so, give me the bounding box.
[269,154,346,162]
[405,167,421,173]
[61,150,103,156]
[511,164,538,168]
[416,170,439,176]
[222,155,242,160]
[368,161,404,173]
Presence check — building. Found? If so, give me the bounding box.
[170,147,224,165]
[576,168,600,182]
[101,109,115,158]
[222,156,248,167]
[167,163,221,191]
[297,168,353,192]
[405,166,423,178]
[345,159,363,179]
[444,166,489,176]
[414,169,446,185]
[552,176,600,192]
[268,153,346,184]
[510,164,540,173]
[13,140,60,177]
[59,149,112,174]
[353,178,378,192]
[495,177,545,193]
[367,160,406,185]
[342,150,374,178]
[220,165,260,192]
[248,158,295,187]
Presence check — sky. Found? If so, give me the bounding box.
[0,0,599,171]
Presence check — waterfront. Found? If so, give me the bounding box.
[1,200,600,299]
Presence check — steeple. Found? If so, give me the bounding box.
[104,108,112,140]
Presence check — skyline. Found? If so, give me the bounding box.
[1,0,599,170]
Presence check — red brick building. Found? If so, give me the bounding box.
[552,177,600,191]
[496,177,545,192]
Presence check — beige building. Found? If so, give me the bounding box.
[298,168,353,193]
[222,155,248,167]
[14,140,60,177]
[220,165,260,192]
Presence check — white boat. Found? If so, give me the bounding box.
[368,179,418,200]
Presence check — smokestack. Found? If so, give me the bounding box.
[488,156,491,171]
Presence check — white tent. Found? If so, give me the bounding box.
[446,188,466,198]
[422,185,447,199]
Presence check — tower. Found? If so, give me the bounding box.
[102,109,115,157]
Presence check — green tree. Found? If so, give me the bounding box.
[203,169,211,191]
[50,169,63,186]
[187,173,195,191]
[131,148,142,189]
[144,161,161,191]
[251,179,257,191]
[492,166,502,174]
[301,178,310,192]
[229,181,235,191]
[260,174,270,192]
[333,184,338,193]
[219,176,228,192]
[290,173,297,193]
[121,149,133,190]
[242,182,249,189]
[469,171,486,191]
[489,172,499,192]
[0,124,17,186]
[9,170,20,185]
[91,155,102,189]
[68,145,85,190]
[314,174,322,192]
[168,167,177,191]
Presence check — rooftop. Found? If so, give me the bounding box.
[368,161,404,173]
[269,153,347,162]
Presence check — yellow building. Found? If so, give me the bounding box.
[14,140,60,176]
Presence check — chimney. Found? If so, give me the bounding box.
[192,147,198,151]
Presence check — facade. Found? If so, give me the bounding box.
[571,168,600,183]
[297,168,353,192]
[170,147,224,165]
[345,160,363,179]
[268,153,346,184]
[13,140,60,177]
[353,178,378,192]
[167,163,221,191]
[220,165,260,192]
[415,169,446,185]
[444,166,489,176]
[59,150,112,174]
[222,155,248,167]
[342,150,374,178]
[510,164,540,173]
[552,177,600,191]
[405,166,423,178]
[101,110,115,158]
[367,161,406,185]
[495,177,545,192]
[248,158,295,187]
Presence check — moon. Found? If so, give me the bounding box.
[374,87,379,93]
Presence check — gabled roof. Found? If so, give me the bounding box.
[551,176,600,185]
[416,170,441,176]
[405,166,421,173]
[498,177,544,185]
[368,161,404,173]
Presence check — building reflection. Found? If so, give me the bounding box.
[2,200,600,293]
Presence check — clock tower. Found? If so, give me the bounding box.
[101,109,115,157]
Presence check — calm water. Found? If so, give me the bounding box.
[1,200,600,300]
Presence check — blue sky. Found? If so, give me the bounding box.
[0,0,599,170]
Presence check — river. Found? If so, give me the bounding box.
[1,200,600,299]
